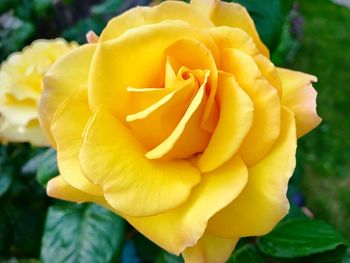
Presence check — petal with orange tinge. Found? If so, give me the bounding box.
[278,67,322,137]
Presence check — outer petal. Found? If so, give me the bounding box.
[79,108,201,217]
[125,155,248,254]
[278,68,321,137]
[89,21,217,120]
[182,234,239,263]
[39,44,96,145]
[99,1,214,42]
[190,0,269,57]
[50,88,102,196]
[221,49,280,166]
[47,176,107,206]
[206,107,296,238]
[197,72,253,172]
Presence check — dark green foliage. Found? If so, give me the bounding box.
[0,144,49,259]
[227,244,265,263]
[134,233,162,262]
[257,219,347,258]
[155,251,184,263]
[22,148,58,187]
[232,0,284,52]
[91,0,124,16]
[0,14,35,62]
[40,202,126,263]
[62,16,106,44]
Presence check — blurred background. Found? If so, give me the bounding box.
[0,0,349,262]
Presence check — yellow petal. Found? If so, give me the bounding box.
[165,38,219,132]
[165,58,177,87]
[0,95,37,126]
[127,78,195,150]
[197,72,253,172]
[127,85,180,115]
[145,80,211,160]
[126,155,248,254]
[40,44,96,146]
[206,107,296,237]
[47,176,97,203]
[0,119,47,146]
[50,88,102,196]
[221,48,280,166]
[254,54,282,97]
[278,68,321,137]
[190,0,269,57]
[79,107,201,217]
[165,37,218,90]
[207,26,259,57]
[99,1,213,42]
[182,234,239,263]
[89,21,217,121]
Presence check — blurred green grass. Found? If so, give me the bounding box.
[290,0,350,240]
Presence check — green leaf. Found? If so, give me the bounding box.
[34,0,52,15]
[21,148,49,174]
[35,148,58,187]
[302,245,349,263]
[0,259,40,263]
[134,234,161,262]
[0,207,11,252]
[282,203,308,222]
[0,14,34,61]
[227,244,265,263]
[41,202,126,263]
[0,144,14,197]
[22,147,58,187]
[0,0,20,13]
[155,251,184,263]
[3,198,47,257]
[231,0,284,52]
[257,219,347,258]
[0,163,13,197]
[342,248,350,263]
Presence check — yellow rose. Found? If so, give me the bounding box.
[39,0,321,262]
[0,39,77,146]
